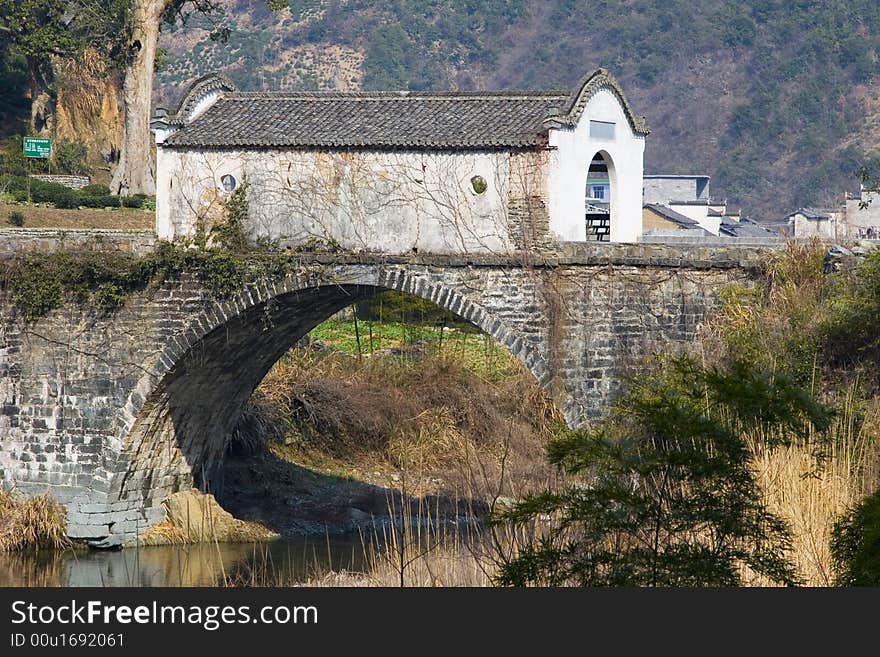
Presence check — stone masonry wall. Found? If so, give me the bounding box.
[0,242,767,545]
[29,175,91,190]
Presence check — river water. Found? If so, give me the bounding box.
[0,536,370,587]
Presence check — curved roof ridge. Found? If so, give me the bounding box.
[160,69,649,150]
[544,68,650,136]
[167,73,237,124]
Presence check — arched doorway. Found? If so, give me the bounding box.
[585,152,612,242]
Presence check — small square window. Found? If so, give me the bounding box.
[589,120,615,140]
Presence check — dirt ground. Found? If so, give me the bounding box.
[0,202,154,230]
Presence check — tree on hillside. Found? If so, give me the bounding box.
[110,0,292,195]
[0,0,131,171]
[2,0,249,194]
[491,356,833,587]
[0,0,79,131]
[109,0,219,195]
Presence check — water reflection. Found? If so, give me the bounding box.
[0,536,369,587]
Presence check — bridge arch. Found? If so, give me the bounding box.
[110,265,564,529]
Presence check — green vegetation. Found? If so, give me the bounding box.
[824,248,880,382]
[1,240,334,321]
[493,356,830,586]
[355,290,478,330]
[6,210,24,226]
[309,318,513,381]
[50,141,89,176]
[831,488,880,586]
[0,175,153,210]
[1,133,91,178]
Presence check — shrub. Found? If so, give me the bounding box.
[830,488,880,586]
[0,175,29,194]
[823,248,880,377]
[121,194,145,209]
[77,195,119,209]
[492,355,832,587]
[79,184,111,196]
[7,210,24,226]
[26,179,77,206]
[51,141,90,176]
[53,192,79,209]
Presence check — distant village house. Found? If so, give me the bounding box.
[845,186,880,240]
[641,174,768,239]
[786,207,842,240]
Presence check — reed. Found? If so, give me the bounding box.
[0,488,71,552]
[748,392,880,586]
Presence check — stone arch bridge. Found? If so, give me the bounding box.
[0,232,769,545]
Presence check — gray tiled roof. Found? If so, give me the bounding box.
[720,219,776,238]
[791,207,834,220]
[163,91,569,149]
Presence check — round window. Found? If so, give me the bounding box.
[471,175,487,195]
[220,174,237,192]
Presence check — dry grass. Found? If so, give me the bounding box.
[748,393,880,586]
[138,489,277,547]
[0,488,71,552]
[0,202,153,230]
[248,346,564,502]
[700,240,880,586]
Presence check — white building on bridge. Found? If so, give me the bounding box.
[151,69,649,254]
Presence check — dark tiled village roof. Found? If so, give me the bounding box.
[719,218,776,238]
[792,207,834,220]
[159,68,650,150]
[163,91,570,149]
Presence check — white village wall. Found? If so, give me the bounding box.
[845,193,880,238]
[156,148,522,255]
[791,212,837,240]
[668,202,720,236]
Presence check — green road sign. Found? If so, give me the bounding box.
[23,137,51,159]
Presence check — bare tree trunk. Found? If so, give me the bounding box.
[110,0,166,195]
[27,56,54,136]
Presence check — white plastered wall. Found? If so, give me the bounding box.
[155,147,518,255]
[546,88,646,243]
[793,213,836,240]
[668,202,720,236]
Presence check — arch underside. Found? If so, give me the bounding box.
[112,275,560,524]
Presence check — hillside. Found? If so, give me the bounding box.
[155,0,880,223]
